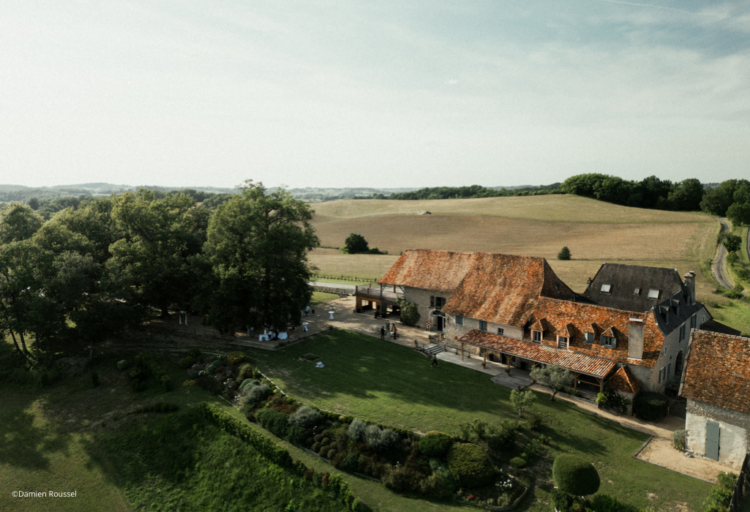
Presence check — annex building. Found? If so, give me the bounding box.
[680,330,750,469]
[373,249,728,394]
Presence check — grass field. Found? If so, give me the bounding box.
[253,330,714,512]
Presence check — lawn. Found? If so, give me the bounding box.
[253,330,714,512]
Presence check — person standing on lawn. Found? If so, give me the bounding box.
[431,355,438,367]
[380,326,385,339]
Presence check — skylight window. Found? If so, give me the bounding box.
[634,288,640,295]
[648,289,660,299]
[601,284,612,293]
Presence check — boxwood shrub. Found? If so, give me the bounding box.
[255,408,289,439]
[552,454,600,496]
[419,431,453,458]
[633,392,670,422]
[446,443,495,487]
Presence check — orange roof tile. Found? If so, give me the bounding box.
[526,297,664,368]
[459,330,617,378]
[608,366,641,394]
[680,330,750,413]
[378,249,476,292]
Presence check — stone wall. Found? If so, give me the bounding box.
[686,399,750,470]
[402,286,453,332]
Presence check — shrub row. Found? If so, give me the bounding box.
[132,353,173,391]
[196,403,365,511]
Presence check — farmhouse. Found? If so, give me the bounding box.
[679,330,750,469]
[374,249,718,393]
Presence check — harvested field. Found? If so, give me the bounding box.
[313,215,716,262]
[312,195,712,224]
[309,195,727,312]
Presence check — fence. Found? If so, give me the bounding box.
[313,274,379,283]
[730,453,750,512]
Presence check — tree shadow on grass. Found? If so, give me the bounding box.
[0,388,73,472]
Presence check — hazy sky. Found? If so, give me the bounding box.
[1,1,749,189]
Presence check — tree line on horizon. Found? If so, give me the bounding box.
[0,181,318,372]
[368,174,750,225]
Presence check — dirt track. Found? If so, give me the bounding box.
[712,219,734,290]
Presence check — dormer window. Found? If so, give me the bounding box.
[557,336,568,349]
[601,284,612,293]
[584,332,594,344]
[533,331,542,343]
[633,288,640,295]
[648,289,660,299]
[601,336,616,348]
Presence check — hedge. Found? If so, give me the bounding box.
[418,431,453,458]
[632,392,669,422]
[196,403,365,511]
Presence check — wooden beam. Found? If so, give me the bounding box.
[461,343,464,361]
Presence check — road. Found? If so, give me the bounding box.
[712,219,734,290]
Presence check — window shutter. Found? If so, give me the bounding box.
[430,296,434,308]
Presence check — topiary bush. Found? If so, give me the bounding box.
[285,425,308,447]
[288,406,322,428]
[239,382,270,406]
[552,454,600,496]
[633,392,670,422]
[237,363,253,383]
[446,443,495,488]
[419,431,453,459]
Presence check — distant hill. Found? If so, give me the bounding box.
[0,183,420,204]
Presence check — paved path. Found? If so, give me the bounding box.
[713,218,734,290]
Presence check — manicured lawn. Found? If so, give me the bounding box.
[254,330,714,512]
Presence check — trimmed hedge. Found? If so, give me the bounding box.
[446,443,495,488]
[255,408,289,439]
[419,431,453,458]
[552,454,600,496]
[633,392,669,422]
[135,353,173,391]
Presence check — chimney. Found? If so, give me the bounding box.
[628,319,644,360]
[684,271,696,304]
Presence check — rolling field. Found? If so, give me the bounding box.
[310,194,721,298]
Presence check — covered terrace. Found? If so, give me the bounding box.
[457,330,617,392]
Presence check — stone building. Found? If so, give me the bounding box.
[679,330,750,469]
[377,249,721,394]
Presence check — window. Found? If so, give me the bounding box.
[431,296,445,310]
[601,284,612,293]
[497,327,504,336]
[634,288,640,295]
[557,336,568,349]
[479,320,487,332]
[679,324,686,341]
[601,336,616,348]
[648,289,660,299]
[455,315,463,326]
[533,331,542,343]
[659,367,664,383]
[667,363,671,380]
[584,332,594,344]
[690,315,696,328]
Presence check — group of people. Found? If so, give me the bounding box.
[379,320,399,340]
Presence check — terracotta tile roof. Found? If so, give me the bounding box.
[680,330,750,414]
[379,250,575,328]
[458,329,617,379]
[608,366,641,394]
[525,297,664,368]
[442,253,574,327]
[378,249,477,293]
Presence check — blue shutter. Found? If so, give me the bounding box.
[706,421,720,461]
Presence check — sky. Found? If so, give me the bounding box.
[1,0,749,189]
